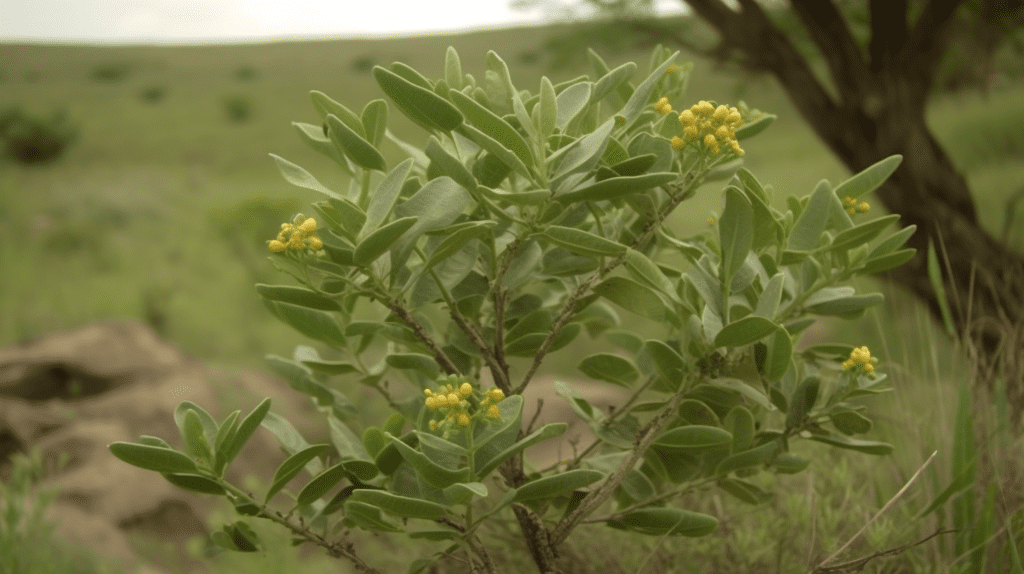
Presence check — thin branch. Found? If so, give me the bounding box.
[815,450,938,569]
[549,381,692,546]
[385,299,461,376]
[813,528,958,573]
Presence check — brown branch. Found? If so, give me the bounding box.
[789,0,874,101]
[812,528,958,573]
[448,307,513,394]
[868,0,909,73]
[906,0,969,94]
[549,382,691,546]
[386,300,462,376]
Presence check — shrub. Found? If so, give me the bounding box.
[350,55,376,73]
[139,85,167,104]
[111,45,914,573]
[223,95,253,123]
[235,66,258,82]
[0,106,77,165]
[89,62,132,84]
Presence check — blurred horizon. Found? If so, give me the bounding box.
[1,0,687,45]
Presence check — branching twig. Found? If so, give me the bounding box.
[385,299,461,376]
[813,528,957,573]
[815,450,938,570]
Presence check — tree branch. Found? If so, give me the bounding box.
[868,0,908,73]
[789,0,874,102]
[385,300,462,376]
[906,0,969,94]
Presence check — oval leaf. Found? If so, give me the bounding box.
[353,216,418,266]
[326,114,386,172]
[514,469,605,503]
[373,66,463,132]
[108,442,199,474]
[714,316,779,348]
[654,426,732,453]
[348,489,448,520]
[542,226,626,257]
[265,444,331,503]
[162,473,226,495]
[608,507,718,537]
[578,353,639,387]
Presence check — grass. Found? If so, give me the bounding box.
[1,17,1024,574]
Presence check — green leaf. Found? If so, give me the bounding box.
[785,377,819,429]
[642,340,686,385]
[478,185,549,206]
[714,316,778,348]
[425,137,477,192]
[592,62,636,104]
[220,398,272,470]
[927,240,957,338]
[296,462,348,508]
[764,328,793,381]
[264,301,346,346]
[555,81,592,130]
[617,51,677,125]
[771,453,810,474]
[539,76,557,138]
[830,214,900,252]
[715,441,779,475]
[265,444,331,503]
[718,478,772,505]
[443,482,488,506]
[556,172,677,204]
[450,89,534,169]
[349,489,448,520]
[624,249,679,303]
[734,114,776,140]
[361,99,388,147]
[458,123,532,179]
[607,507,718,537]
[360,158,415,238]
[514,469,605,503]
[344,500,403,532]
[161,473,225,495]
[373,66,463,132]
[593,276,670,321]
[859,248,916,274]
[326,114,386,172]
[108,442,199,474]
[386,433,471,489]
[708,378,775,412]
[421,221,495,274]
[723,406,754,452]
[385,353,440,379]
[719,187,754,281]
[259,412,322,475]
[173,401,218,448]
[391,176,474,269]
[353,216,418,266]
[830,410,873,435]
[310,90,365,136]
[869,225,916,258]
[807,434,894,455]
[788,179,833,252]
[476,423,567,479]
[269,154,338,199]
[139,435,173,450]
[807,293,884,316]
[504,323,581,357]
[444,46,463,89]
[754,273,785,319]
[834,155,902,200]
[472,395,525,472]
[678,399,720,426]
[541,226,626,257]
[654,426,732,453]
[181,410,212,463]
[293,122,352,175]
[578,353,640,387]
[549,118,615,183]
[256,284,340,312]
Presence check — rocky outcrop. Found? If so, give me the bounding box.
[0,322,326,574]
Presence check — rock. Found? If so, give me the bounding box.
[0,322,326,574]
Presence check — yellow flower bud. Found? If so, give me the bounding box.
[713,104,729,120]
[299,217,317,234]
[704,134,717,148]
[307,236,323,250]
[486,404,501,420]
[842,197,857,208]
[459,382,473,397]
[678,110,695,125]
[856,202,870,213]
[671,135,686,150]
[429,420,438,430]
[665,65,677,74]
[707,217,716,226]
[715,126,731,141]
[268,240,286,252]
[487,388,505,402]
[698,101,713,114]
[281,223,293,232]
[457,412,470,427]
[729,140,744,156]
[683,126,698,140]
[727,109,742,125]
[423,388,433,396]
[446,393,460,405]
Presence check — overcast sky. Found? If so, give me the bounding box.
[1,0,686,44]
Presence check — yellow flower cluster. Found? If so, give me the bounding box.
[665,65,678,75]
[678,101,744,156]
[269,216,323,253]
[842,346,876,377]
[423,379,505,434]
[653,97,672,115]
[842,197,870,215]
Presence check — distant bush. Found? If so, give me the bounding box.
[350,55,376,73]
[518,50,541,66]
[235,66,258,82]
[90,62,132,84]
[0,106,77,165]
[139,85,167,104]
[223,95,253,123]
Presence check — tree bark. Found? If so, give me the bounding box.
[683,0,1024,409]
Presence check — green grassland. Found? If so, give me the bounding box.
[2,19,1024,573]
